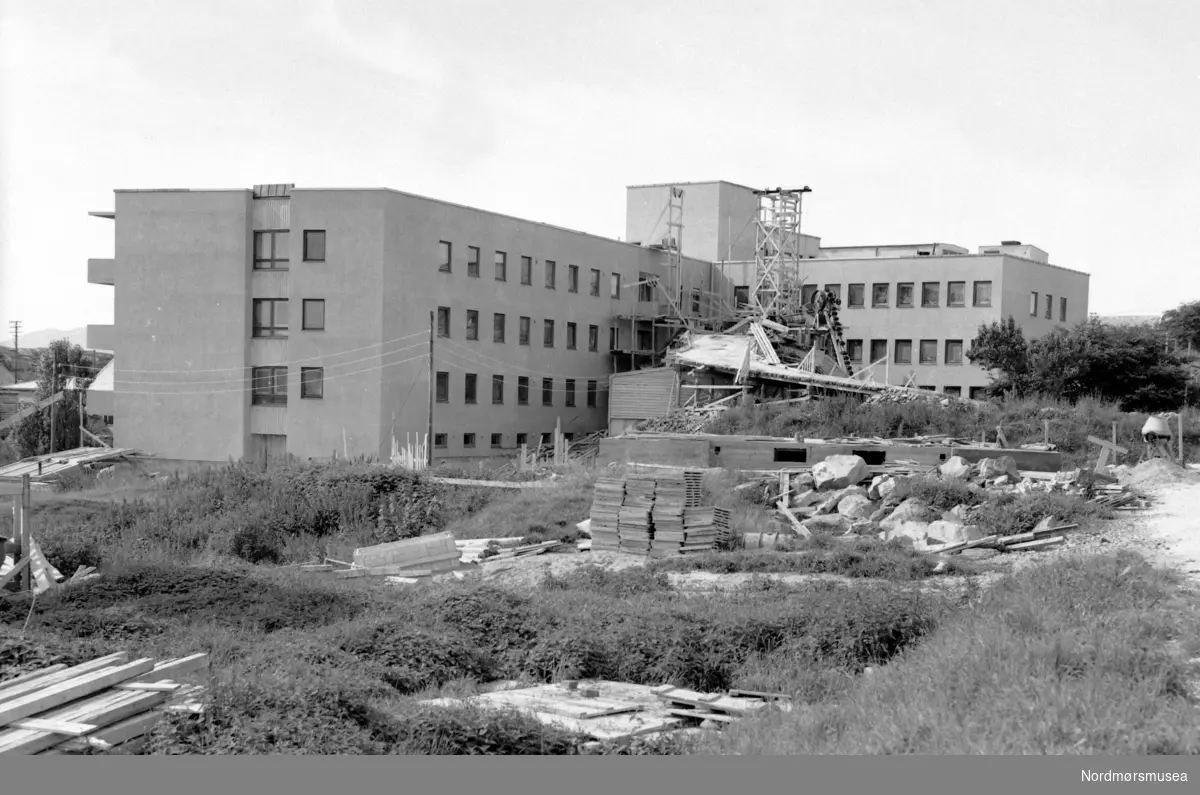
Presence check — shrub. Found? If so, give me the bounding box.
[971,491,1110,537]
[649,541,973,581]
[543,564,672,597]
[338,623,494,693]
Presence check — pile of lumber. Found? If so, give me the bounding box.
[651,685,790,725]
[925,520,1081,556]
[589,479,624,552]
[305,531,460,579]
[0,652,208,755]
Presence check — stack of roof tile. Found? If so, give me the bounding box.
[589,479,625,552]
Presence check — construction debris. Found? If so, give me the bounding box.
[0,447,151,483]
[0,652,209,755]
[585,470,723,556]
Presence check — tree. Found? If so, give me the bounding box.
[966,316,1031,396]
[15,338,93,457]
[1160,300,1200,351]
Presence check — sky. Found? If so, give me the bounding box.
[1,0,1197,339]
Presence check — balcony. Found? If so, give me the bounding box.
[88,258,115,286]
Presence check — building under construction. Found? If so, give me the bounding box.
[82,179,1089,466]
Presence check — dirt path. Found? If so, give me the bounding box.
[1119,481,1200,581]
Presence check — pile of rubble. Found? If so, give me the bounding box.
[635,412,711,435]
[768,452,1151,557]
[864,386,977,410]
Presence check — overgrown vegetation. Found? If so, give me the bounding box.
[699,551,1200,754]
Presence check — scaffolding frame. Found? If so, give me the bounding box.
[751,187,811,322]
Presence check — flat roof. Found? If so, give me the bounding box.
[723,253,1090,276]
[625,179,763,193]
[820,243,966,250]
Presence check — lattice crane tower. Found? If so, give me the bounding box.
[751,186,812,320]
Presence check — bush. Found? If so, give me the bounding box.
[543,565,672,597]
[650,540,973,581]
[971,491,1110,537]
[338,623,494,693]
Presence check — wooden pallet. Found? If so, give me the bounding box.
[0,652,209,755]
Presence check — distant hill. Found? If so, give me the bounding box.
[17,327,89,348]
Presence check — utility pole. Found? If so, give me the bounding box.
[49,349,57,454]
[8,320,20,382]
[427,311,435,469]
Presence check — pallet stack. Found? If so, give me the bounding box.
[0,652,208,755]
[679,507,720,553]
[714,507,733,548]
[589,479,625,551]
[649,475,686,558]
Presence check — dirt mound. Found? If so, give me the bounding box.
[1117,459,1199,489]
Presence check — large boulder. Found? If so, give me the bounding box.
[791,472,816,492]
[978,456,1020,481]
[876,476,913,502]
[882,521,932,546]
[868,506,891,523]
[802,514,852,534]
[848,520,882,536]
[817,485,868,515]
[938,456,972,480]
[925,521,983,545]
[878,498,939,532]
[792,489,823,508]
[812,455,869,491]
[837,493,875,520]
[867,475,889,500]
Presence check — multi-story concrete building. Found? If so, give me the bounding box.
[87,178,1090,466]
[87,184,713,467]
[627,181,1091,399]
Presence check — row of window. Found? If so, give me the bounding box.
[434,307,626,351]
[251,366,324,405]
[252,299,324,337]
[437,241,634,299]
[846,338,966,366]
[254,229,325,268]
[432,431,569,450]
[434,372,599,408]
[1030,291,1066,320]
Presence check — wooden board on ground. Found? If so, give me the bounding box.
[352,532,459,570]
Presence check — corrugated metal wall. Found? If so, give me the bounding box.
[251,198,290,229]
[608,367,678,423]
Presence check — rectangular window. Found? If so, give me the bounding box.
[824,284,841,302]
[467,246,480,278]
[691,289,701,314]
[463,433,475,448]
[434,433,447,448]
[253,230,289,270]
[895,340,913,364]
[437,306,450,338]
[847,283,865,308]
[436,371,449,403]
[520,256,532,285]
[517,376,529,405]
[568,264,579,293]
[300,367,323,399]
[589,268,601,296]
[587,380,597,408]
[251,366,287,406]
[302,299,325,331]
[252,299,289,338]
[543,319,555,348]
[493,313,505,343]
[542,378,553,406]
[733,286,750,307]
[970,387,988,401]
[464,373,477,404]
[545,260,556,289]
[516,432,527,447]
[466,309,479,341]
[438,240,451,272]
[303,230,326,262]
[490,433,502,448]
[973,281,992,307]
[945,340,964,365]
[494,251,507,281]
[566,322,577,350]
[565,378,576,407]
[519,316,530,346]
[1060,296,1067,321]
[897,282,914,308]
[802,284,819,306]
[921,282,940,307]
[870,339,888,364]
[492,375,504,404]
[871,283,889,307]
[588,325,599,352]
[637,328,652,351]
[846,339,863,363]
[610,273,621,299]
[609,326,619,351]
[943,386,962,397]
[919,339,937,365]
[948,281,966,307]
[639,272,655,302]
[1030,291,1039,316]
[1045,294,1053,319]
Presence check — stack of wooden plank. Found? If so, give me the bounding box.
[622,477,656,508]
[649,474,686,557]
[713,507,733,548]
[679,507,719,553]
[617,506,653,554]
[0,652,208,756]
[589,479,625,551]
[344,531,460,577]
[651,685,788,724]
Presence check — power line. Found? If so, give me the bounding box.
[433,346,613,393]
[436,337,619,381]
